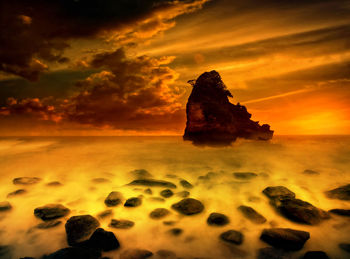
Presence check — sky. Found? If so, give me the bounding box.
[0,0,350,136]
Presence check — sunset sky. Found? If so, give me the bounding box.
[0,0,350,135]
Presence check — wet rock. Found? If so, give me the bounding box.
[233,172,258,180]
[325,184,350,200]
[260,228,310,251]
[13,177,41,185]
[198,172,219,181]
[0,245,12,259]
[120,249,153,259]
[263,186,295,200]
[0,201,12,211]
[171,198,204,215]
[80,228,120,251]
[124,197,142,207]
[91,178,110,183]
[128,179,176,189]
[329,209,350,217]
[149,197,165,202]
[150,208,170,219]
[65,215,100,245]
[302,251,330,259]
[207,213,229,226]
[109,219,134,229]
[97,210,113,219]
[46,181,63,187]
[34,204,70,221]
[160,189,174,198]
[238,205,266,224]
[257,247,287,259]
[302,169,319,175]
[220,230,243,245]
[339,243,350,253]
[179,180,193,189]
[42,246,101,259]
[7,189,27,197]
[130,169,153,179]
[144,188,152,195]
[104,192,124,207]
[168,228,183,236]
[36,220,62,229]
[176,191,190,198]
[156,249,176,258]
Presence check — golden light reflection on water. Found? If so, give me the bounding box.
[0,136,350,258]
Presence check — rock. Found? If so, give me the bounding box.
[303,169,319,175]
[120,249,153,259]
[207,213,229,226]
[13,177,41,185]
[124,197,142,207]
[109,219,134,229]
[179,180,193,189]
[97,210,113,219]
[198,172,219,181]
[7,189,27,197]
[339,243,350,253]
[104,192,124,207]
[171,198,204,215]
[42,246,101,259]
[46,181,63,187]
[91,178,110,183]
[260,228,310,251]
[65,215,100,245]
[34,204,70,221]
[36,220,62,229]
[0,245,12,259]
[176,191,190,198]
[163,221,177,226]
[263,186,295,200]
[257,247,287,259]
[238,205,266,224]
[128,179,176,189]
[220,230,243,245]
[325,184,350,200]
[183,70,273,145]
[130,169,153,179]
[233,172,258,180]
[0,201,12,212]
[168,228,183,236]
[150,208,170,219]
[160,189,174,198]
[80,228,120,252]
[156,249,176,258]
[144,188,152,195]
[329,209,350,216]
[302,251,330,259]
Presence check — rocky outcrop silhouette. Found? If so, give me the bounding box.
[183,70,273,145]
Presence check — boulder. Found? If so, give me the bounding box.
[104,192,124,207]
[0,201,12,212]
[42,247,101,259]
[302,251,330,259]
[263,186,295,200]
[80,228,120,252]
[183,70,273,145]
[120,249,153,259]
[260,228,310,251]
[127,179,176,189]
[34,204,70,221]
[130,169,153,179]
[176,191,190,198]
[7,189,27,197]
[325,184,350,200]
[329,209,350,217]
[13,177,41,185]
[0,245,12,259]
[207,212,229,226]
[179,180,193,189]
[233,172,258,180]
[36,220,62,229]
[220,230,243,245]
[124,197,142,207]
[168,228,183,236]
[109,219,134,229]
[238,205,266,224]
[65,215,100,245]
[171,198,204,215]
[160,189,174,198]
[150,208,170,219]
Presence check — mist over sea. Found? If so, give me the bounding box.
[0,136,349,259]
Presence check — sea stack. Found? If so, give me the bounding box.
[183,70,273,145]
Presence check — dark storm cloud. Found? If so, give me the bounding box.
[0,0,207,80]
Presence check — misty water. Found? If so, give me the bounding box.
[0,136,349,259]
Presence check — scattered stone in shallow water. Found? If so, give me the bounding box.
[263,186,295,200]
[65,215,100,246]
[91,178,110,183]
[257,247,286,259]
[150,208,170,219]
[46,181,63,187]
[104,191,124,207]
[238,205,266,224]
[36,220,62,229]
[303,169,319,175]
[7,189,27,197]
[13,177,41,185]
[130,169,153,179]
[80,228,120,252]
[176,191,190,198]
[329,209,350,217]
[171,198,204,215]
[302,251,330,259]
[325,184,350,200]
[109,219,135,229]
[144,188,152,195]
[207,212,229,226]
[233,172,258,180]
[124,197,142,207]
[42,246,101,259]
[128,179,176,189]
[149,197,165,202]
[168,228,183,236]
[156,249,176,258]
[260,228,310,251]
[179,179,193,189]
[220,230,243,245]
[34,204,70,221]
[0,201,12,212]
[160,189,174,198]
[120,249,153,259]
[339,243,350,253]
[97,209,113,219]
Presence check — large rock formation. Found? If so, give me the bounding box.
[183,70,273,145]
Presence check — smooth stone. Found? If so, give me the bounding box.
[7,189,27,197]
[65,215,100,246]
[325,184,350,200]
[171,198,204,215]
[79,228,120,252]
[34,204,70,221]
[207,212,229,226]
[179,179,193,189]
[13,177,41,185]
[0,201,12,212]
[46,181,63,187]
[128,179,176,189]
[120,249,153,259]
[329,209,350,217]
[160,189,174,198]
[97,209,113,219]
[260,228,310,251]
[176,191,190,198]
[257,247,287,259]
[233,172,258,180]
[104,191,124,207]
[220,230,243,245]
[238,205,266,224]
[168,228,183,236]
[303,169,319,175]
[41,246,101,259]
[339,243,350,253]
[263,186,295,200]
[109,219,134,229]
[124,197,142,207]
[302,251,330,259]
[150,208,170,219]
[130,169,153,179]
[144,188,152,195]
[36,220,62,229]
